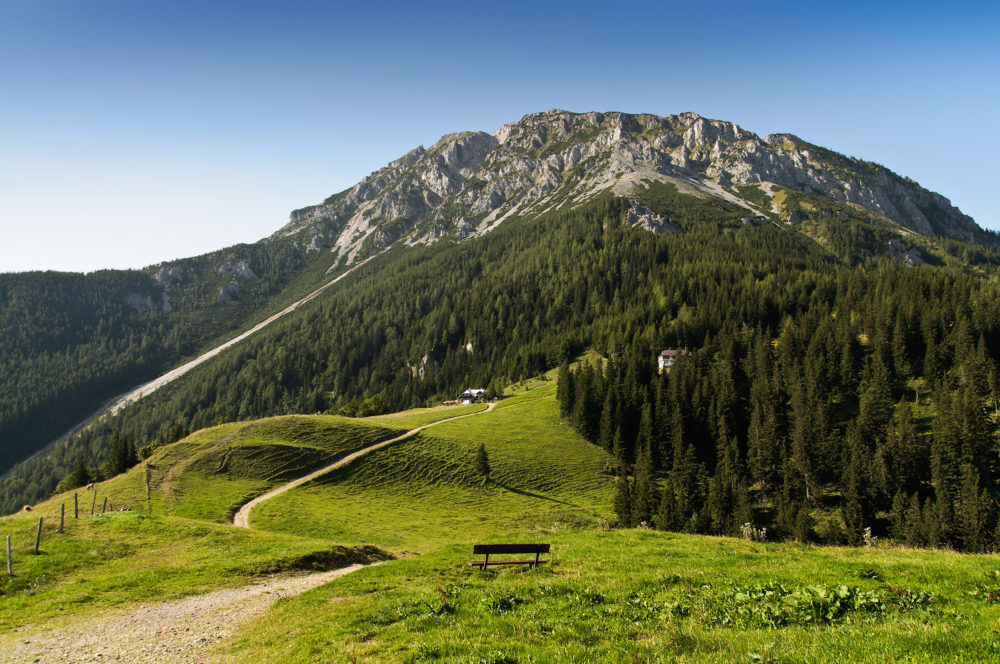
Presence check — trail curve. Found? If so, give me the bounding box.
[232,402,495,529]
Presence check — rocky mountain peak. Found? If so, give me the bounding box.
[276,110,986,264]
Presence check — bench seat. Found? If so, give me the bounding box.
[468,543,550,569]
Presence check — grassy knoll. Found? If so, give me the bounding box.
[32,415,404,524]
[220,528,1000,663]
[249,382,614,551]
[0,510,383,631]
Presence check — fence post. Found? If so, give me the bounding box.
[59,503,65,533]
[34,517,42,554]
[91,491,97,516]
[6,535,11,575]
[74,492,79,518]
[102,497,108,514]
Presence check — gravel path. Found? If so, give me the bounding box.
[232,402,495,528]
[2,566,366,664]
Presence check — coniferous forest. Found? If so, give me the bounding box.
[3,189,1000,548]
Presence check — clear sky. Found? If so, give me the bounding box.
[1,0,998,273]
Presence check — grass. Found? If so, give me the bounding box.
[0,510,380,631]
[5,376,998,662]
[366,403,487,429]
[248,382,613,552]
[32,415,405,524]
[218,528,1000,663]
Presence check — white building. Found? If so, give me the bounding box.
[657,349,689,371]
[458,388,486,404]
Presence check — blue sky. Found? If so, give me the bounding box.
[1,0,998,273]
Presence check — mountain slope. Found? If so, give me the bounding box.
[0,229,347,478]
[2,109,999,513]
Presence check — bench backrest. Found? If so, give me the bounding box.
[472,543,550,555]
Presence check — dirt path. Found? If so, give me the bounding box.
[2,565,367,664]
[233,402,495,528]
[2,257,376,482]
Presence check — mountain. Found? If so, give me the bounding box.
[281,109,987,262]
[1,109,999,514]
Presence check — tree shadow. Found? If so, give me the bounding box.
[491,481,576,506]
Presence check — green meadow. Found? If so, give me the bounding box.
[249,382,612,551]
[42,414,406,523]
[221,530,1000,663]
[2,381,997,662]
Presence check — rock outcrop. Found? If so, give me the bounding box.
[275,110,986,263]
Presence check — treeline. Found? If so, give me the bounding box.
[558,264,1000,551]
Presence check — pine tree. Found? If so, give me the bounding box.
[841,433,869,545]
[655,484,678,531]
[889,490,908,540]
[104,430,129,477]
[556,362,574,416]
[904,493,925,546]
[597,390,617,452]
[956,463,987,552]
[125,435,138,469]
[631,442,657,526]
[613,475,633,526]
[794,504,814,543]
[70,453,91,488]
[635,402,655,467]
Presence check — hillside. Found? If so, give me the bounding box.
[0,239,345,479]
[3,109,1000,514]
[1,387,997,662]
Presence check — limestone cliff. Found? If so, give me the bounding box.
[277,109,985,262]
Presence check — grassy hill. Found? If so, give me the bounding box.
[1,380,997,662]
[249,381,613,551]
[80,414,407,522]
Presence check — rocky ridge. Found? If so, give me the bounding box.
[278,109,984,263]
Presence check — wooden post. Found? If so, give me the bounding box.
[59,503,65,533]
[102,497,108,514]
[6,535,11,576]
[74,492,79,518]
[34,517,42,554]
[91,491,97,516]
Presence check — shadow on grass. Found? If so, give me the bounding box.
[492,481,575,506]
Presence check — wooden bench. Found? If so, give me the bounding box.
[468,543,550,569]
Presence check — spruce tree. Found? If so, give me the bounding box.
[904,493,925,546]
[889,490,908,540]
[105,430,128,477]
[70,453,91,488]
[631,442,657,526]
[613,476,633,527]
[556,362,573,416]
[842,436,867,545]
[655,484,678,531]
[956,464,987,552]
